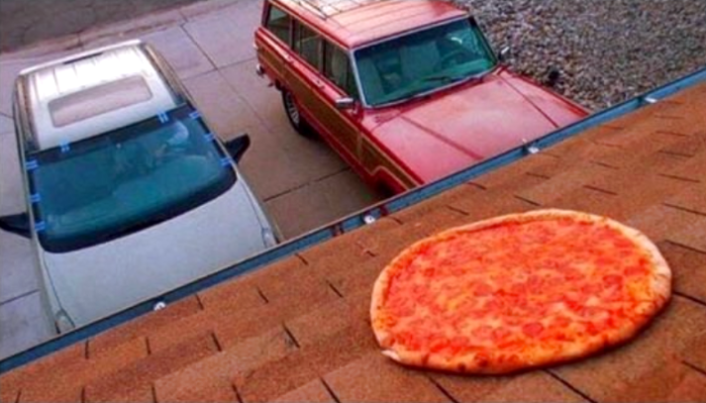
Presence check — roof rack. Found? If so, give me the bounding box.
[284,0,384,18]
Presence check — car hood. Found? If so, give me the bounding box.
[367,72,587,183]
[40,179,271,328]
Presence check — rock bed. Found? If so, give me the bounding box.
[454,0,706,111]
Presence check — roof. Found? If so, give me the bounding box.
[2,81,706,401]
[275,0,467,48]
[19,40,178,151]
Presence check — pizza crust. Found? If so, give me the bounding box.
[370,209,672,374]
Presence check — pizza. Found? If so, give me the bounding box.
[370,209,671,374]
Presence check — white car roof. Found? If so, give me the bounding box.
[20,40,179,151]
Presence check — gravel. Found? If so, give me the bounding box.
[453,0,706,110]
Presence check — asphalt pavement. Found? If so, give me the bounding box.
[0,0,207,52]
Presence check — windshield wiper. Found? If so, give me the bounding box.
[419,72,467,84]
[374,74,465,107]
[372,68,493,108]
[439,68,493,89]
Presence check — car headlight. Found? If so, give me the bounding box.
[262,228,277,247]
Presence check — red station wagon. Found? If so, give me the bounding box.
[255,0,589,194]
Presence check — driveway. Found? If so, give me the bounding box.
[0,0,210,52]
[0,0,381,359]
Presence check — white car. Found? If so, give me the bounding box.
[0,40,279,332]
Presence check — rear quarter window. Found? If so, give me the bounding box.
[265,4,291,45]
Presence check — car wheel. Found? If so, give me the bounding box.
[282,89,316,138]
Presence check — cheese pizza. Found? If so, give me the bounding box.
[370,209,671,374]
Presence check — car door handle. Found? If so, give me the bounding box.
[314,79,324,88]
[284,55,294,64]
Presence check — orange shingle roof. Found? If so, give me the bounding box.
[2,82,706,402]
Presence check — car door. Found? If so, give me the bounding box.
[286,20,363,173]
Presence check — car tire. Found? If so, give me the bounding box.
[282,89,316,138]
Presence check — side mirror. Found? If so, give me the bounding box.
[498,46,511,63]
[224,133,251,163]
[0,212,31,238]
[545,67,561,88]
[335,97,355,110]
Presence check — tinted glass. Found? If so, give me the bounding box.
[355,19,496,106]
[294,22,322,69]
[324,42,358,97]
[27,104,236,253]
[266,5,291,45]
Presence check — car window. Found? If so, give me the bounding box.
[324,42,358,98]
[26,103,236,253]
[355,18,496,107]
[265,4,291,45]
[293,21,322,70]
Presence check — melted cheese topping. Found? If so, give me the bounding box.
[377,217,655,360]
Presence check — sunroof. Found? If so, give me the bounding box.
[48,75,153,128]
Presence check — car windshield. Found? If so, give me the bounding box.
[26,103,236,253]
[354,18,496,107]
